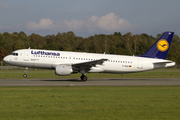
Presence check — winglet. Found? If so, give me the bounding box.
[140,32,174,59]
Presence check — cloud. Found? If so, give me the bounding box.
[0,0,9,9]
[63,19,84,31]
[26,18,54,30]
[26,13,133,32]
[0,25,11,30]
[85,13,132,32]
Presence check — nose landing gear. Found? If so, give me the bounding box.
[23,67,28,78]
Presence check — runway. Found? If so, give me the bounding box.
[0,78,180,86]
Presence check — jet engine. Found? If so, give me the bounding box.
[55,64,73,76]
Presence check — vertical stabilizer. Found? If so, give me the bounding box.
[140,32,174,59]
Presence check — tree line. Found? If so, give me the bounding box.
[0,31,180,65]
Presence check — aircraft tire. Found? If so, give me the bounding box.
[81,75,87,81]
[23,74,27,78]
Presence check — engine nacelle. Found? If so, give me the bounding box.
[55,64,73,76]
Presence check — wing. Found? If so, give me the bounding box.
[72,58,108,71]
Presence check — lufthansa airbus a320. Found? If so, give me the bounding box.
[3,32,175,81]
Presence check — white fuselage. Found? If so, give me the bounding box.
[3,49,175,74]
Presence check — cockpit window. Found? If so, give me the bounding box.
[10,53,18,56]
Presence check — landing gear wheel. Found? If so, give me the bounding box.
[81,75,88,81]
[23,67,28,78]
[23,74,27,78]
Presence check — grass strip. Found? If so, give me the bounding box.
[0,86,180,120]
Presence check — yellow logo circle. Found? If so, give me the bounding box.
[157,39,169,52]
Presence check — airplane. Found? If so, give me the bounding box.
[3,31,175,81]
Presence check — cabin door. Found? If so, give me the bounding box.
[23,50,29,61]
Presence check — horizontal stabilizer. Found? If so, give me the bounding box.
[153,61,175,69]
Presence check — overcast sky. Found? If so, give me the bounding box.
[0,0,180,37]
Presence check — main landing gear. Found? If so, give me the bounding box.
[80,70,88,81]
[80,75,88,81]
[23,67,28,78]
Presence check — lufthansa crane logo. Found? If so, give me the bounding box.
[157,39,169,52]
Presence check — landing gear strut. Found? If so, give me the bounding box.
[80,70,88,81]
[23,67,28,78]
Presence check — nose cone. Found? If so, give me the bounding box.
[3,56,9,64]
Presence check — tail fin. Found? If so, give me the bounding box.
[140,31,174,59]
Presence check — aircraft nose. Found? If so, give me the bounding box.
[3,56,9,63]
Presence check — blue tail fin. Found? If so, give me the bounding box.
[140,31,174,59]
